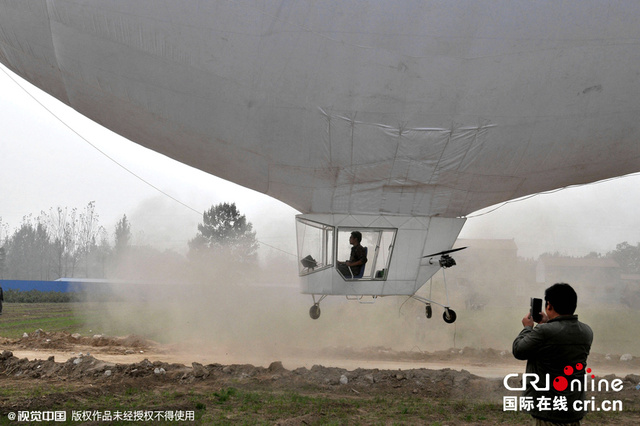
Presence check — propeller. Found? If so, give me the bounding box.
[422,246,467,258]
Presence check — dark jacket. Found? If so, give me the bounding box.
[512,315,593,423]
[348,245,367,276]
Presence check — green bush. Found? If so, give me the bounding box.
[4,288,78,303]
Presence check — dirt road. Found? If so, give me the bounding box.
[1,330,639,424]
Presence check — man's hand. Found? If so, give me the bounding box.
[522,313,534,327]
[522,311,549,327]
[538,311,549,324]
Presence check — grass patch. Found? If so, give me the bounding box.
[0,381,536,425]
[0,303,87,338]
[1,302,638,424]
[148,387,535,424]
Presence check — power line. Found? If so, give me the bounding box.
[465,172,640,219]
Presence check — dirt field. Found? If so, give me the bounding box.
[1,330,639,424]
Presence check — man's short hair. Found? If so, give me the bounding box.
[545,283,578,315]
[351,231,362,243]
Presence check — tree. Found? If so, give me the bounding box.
[0,218,6,279]
[108,214,133,278]
[607,241,640,274]
[188,202,259,264]
[5,218,52,280]
[46,206,83,278]
[114,215,132,254]
[77,201,103,276]
[90,229,112,278]
[0,247,6,279]
[1,203,110,280]
[583,251,601,259]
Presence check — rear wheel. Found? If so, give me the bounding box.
[443,308,457,324]
[309,304,321,320]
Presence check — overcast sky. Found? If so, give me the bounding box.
[2,64,639,259]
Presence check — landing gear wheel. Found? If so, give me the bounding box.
[425,304,432,319]
[443,308,457,324]
[309,304,321,320]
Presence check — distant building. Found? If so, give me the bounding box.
[430,239,630,308]
[536,257,621,305]
[450,239,524,307]
[455,238,519,260]
[620,274,640,309]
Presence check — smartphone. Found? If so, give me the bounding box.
[530,298,543,323]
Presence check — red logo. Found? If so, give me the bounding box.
[552,363,593,391]
[553,376,568,391]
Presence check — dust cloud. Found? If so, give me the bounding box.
[73,229,640,367]
[77,172,640,367]
[73,246,471,367]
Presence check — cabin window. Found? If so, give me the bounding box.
[336,228,396,280]
[296,218,334,276]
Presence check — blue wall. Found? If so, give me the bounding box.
[0,280,76,292]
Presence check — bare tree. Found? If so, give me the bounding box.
[46,206,80,278]
[77,202,103,277]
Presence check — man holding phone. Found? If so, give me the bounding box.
[512,283,593,425]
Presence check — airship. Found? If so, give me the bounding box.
[1,1,638,320]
